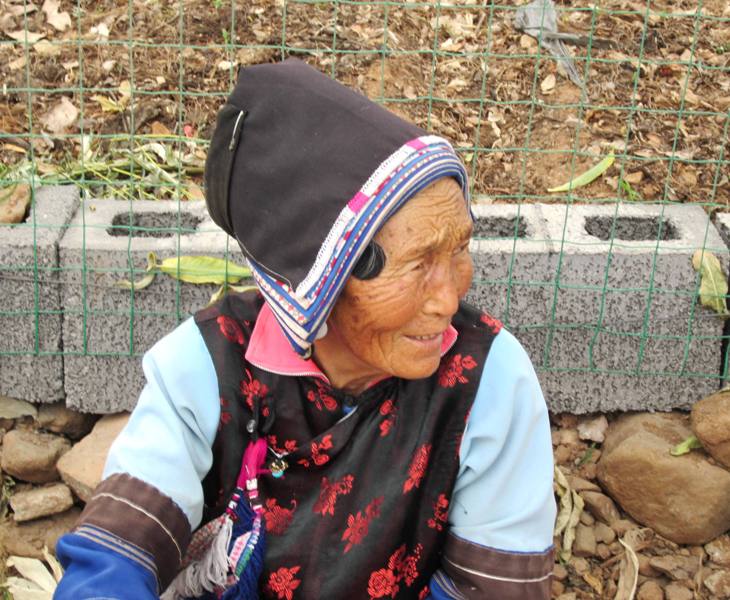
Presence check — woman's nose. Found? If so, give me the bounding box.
[423,264,461,318]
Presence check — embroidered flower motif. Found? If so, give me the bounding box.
[267,435,298,456]
[217,314,244,344]
[367,544,423,599]
[418,585,430,600]
[298,434,334,468]
[313,473,354,516]
[264,498,297,535]
[379,399,397,437]
[367,568,398,599]
[342,496,383,553]
[403,444,431,493]
[266,566,301,600]
[427,494,449,531]
[479,312,503,335]
[306,380,339,412]
[240,368,270,411]
[218,397,232,432]
[437,353,477,388]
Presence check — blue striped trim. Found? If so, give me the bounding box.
[75,524,158,580]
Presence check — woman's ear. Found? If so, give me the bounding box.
[351,242,386,280]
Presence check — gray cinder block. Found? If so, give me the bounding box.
[59,199,237,413]
[534,203,726,413]
[0,186,79,403]
[465,203,555,357]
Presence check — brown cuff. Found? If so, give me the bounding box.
[74,473,192,589]
[442,532,553,600]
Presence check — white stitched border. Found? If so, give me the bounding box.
[93,492,183,563]
[443,556,553,584]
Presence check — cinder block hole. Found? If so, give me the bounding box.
[716,221,730,250]
[107,212,202,238]
[473,216,527,239]
[584,216,679,241]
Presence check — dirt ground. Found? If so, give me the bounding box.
[0,0,728,204]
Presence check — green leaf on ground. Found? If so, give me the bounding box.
[691,249,729,316]
[670,435,703,456]
[115,252,157,291]
[158,256,251,284]
[548,153,615,193]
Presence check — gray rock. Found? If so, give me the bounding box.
[598,412,730,545]
[579,491,621,525]
[36,401,97,440]
[1,429,71,483]
[57,413,129,501]
[0,395,37,420]
[692,389,730,469]
[704,570,730,599]
[572,523,597,557]
[706,536,730,567]
[0,507,81,559]
[10,483,75,522]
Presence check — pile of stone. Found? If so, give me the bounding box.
[552,393,730,600]
[2,389,730,599]
[0,396,127,559]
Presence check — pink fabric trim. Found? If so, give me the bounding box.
[246,303,458,381]
[406,139,427,150]
[347,191,370,213]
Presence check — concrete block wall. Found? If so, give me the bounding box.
[0,186,79,403]
[58,199,234,412]
[485,203,725,413]
[2,187,729,415]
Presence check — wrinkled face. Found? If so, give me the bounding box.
[325,177,473,384]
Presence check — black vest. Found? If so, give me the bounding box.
[195,292,501,599]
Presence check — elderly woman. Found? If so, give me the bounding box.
[54,59,555,600]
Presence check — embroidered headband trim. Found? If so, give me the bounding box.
[245,134,470,356]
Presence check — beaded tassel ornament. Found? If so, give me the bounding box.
[161,438,268,600]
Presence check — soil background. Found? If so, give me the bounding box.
[0,0,728,204]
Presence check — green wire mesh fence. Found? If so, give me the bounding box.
[1,0,729,403]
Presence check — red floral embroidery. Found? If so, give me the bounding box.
[298,434,334,468]
[217,314,244,344]
[379,399,397,437]
[312,473,354,516]
[218,397,232,432]
[342,496,383,553]
[367,544,423,599]
[437,353,477,387]
[403,444,431,493]
[266,566,301,600]
[427,494,449,531]
[418,585,430,600]
[264,497,297,535]
[306,380,338,412]
[480,312,503,335]
[368,568,398,599]
[240,368,270,411]
[267,435,297,456]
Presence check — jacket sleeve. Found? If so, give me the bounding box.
[428,328,556,599]
[54,318,221,599]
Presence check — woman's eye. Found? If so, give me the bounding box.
[453,242,469,255]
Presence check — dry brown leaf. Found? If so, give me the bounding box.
[0,184,31,224]
[541,74,556,94]
[41,0,71,32]
[5,30,46,43]
[582,571,603,595]
[41,96,78,133]
[150,121,172,136]
[6,3,38,17]
[624,171,643,184]
[9,55,27,70]
[33,40,61,56]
